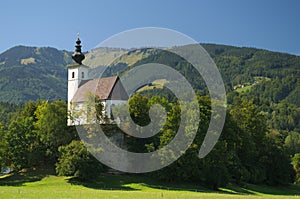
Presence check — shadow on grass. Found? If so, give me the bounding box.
[0,166,55,186]
[67,174,212,193]
[244,183,300,196]
[221,183,300,196]
[140,181,213,193]
[68,174,300,196]
[67,174,140,191]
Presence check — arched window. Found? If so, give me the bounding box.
[82,72,84,78]
[72,72,75,79]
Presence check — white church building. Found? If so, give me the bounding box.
[67,38,128,126]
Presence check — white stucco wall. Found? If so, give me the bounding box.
[68,100,127,126]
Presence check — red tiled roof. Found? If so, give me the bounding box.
[71,76,126,102]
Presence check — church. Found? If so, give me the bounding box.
[67,37,128,126]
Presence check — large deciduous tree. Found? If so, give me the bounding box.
[34,100,74,159]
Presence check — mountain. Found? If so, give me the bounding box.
[0,46,72,103]
[0,44,299,105]
[83,47,129,67]
[88,44,300,105]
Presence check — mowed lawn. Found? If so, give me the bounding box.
[0,169,300,199]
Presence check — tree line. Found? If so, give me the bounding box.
[0,92,299,188]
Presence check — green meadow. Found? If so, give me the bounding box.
[1,169,300,199]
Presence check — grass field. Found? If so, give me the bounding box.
[137,79,168,92]
[0,168,300,199]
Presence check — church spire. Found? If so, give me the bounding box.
[72,34,85,65]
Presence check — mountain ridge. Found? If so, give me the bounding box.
[0,44,299,104]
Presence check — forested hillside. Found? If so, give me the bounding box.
[104,45,300,131]
[0,46,72,103]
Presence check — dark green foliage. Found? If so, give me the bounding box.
[246,77,299,104]
[270,103,300,132]
[1,100,76,171]
[143,95,293,186]
[56,140,106,180]
[261,138,294,185]
[0,122,6,172]
[0,102,19,126]
[4,101,41,169]
[285,131,300,155]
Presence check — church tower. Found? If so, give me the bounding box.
[67,36,89,125]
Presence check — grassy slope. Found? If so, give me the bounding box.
[136,79,168,92]
[0,170,300,199]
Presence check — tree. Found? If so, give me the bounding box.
[3,101,44,170]
[56,140,106,180]
[34,100,74,159]
[229,98,294,185]
[128,93,150,126]
[285,131,300,156]
[261,137,294,185]
[0,122,6,172]
[292,153,300,184]
[229,98,267,183]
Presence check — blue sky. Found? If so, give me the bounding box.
[1,0,300,55]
